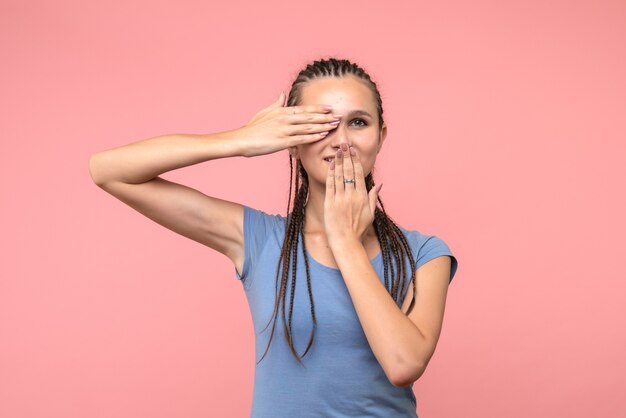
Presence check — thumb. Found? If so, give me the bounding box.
[369,183,383,213]
[269,91,285,108]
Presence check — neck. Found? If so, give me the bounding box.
[302,180,326,235]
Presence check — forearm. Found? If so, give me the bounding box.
[88,130,244,185]
[332,239,425,386]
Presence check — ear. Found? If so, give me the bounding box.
[377,123,387,154]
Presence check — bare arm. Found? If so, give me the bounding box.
[88,131,244,186]
[88,94,340,275]
[88,131,249,274]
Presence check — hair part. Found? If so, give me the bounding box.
[256,57,418,367]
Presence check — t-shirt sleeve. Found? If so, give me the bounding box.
[416,235,459,283]
[235,205,283,285]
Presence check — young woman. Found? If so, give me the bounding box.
[89,57,458,417]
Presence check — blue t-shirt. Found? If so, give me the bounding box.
[235,205,458,418]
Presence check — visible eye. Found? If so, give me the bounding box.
[351,118,368,127]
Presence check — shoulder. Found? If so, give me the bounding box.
[396,224,432,249]
[396,224,458,282]
[240,205,288,252]
[236,206,287,283]
[243,205,286,229]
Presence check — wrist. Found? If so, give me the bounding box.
[203,129,249,158]
[329,235,364,253]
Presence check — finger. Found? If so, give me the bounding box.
[286,104,334,115]
[288,113,342,125]
[369,183,383,214]
[349,146,366,195]
[334,148,344,195]
[267,91,285,110]
[343,145,355,198]
[286,121,340,138]
[326,155,336,200]
[295,131,331,145]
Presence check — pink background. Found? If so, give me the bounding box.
[2,1,625,417]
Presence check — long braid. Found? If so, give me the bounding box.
[257,57,418,366]
[256,153,301,364]
[298,168,317,361]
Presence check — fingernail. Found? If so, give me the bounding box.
[350,147,356,156]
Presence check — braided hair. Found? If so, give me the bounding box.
[257,57,418,367]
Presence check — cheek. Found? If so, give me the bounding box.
[358,155,375,177]
[299,143,321,158]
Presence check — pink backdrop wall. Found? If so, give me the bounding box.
[2,1,625,417]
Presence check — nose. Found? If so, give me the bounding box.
[328,123,351,149]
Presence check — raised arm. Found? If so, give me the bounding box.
[88,93,340,275]
[88,131,250,273]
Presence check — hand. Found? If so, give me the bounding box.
[235,92,341,158]
[324,143,383,246]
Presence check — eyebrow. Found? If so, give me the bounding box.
[346,110,374,118]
